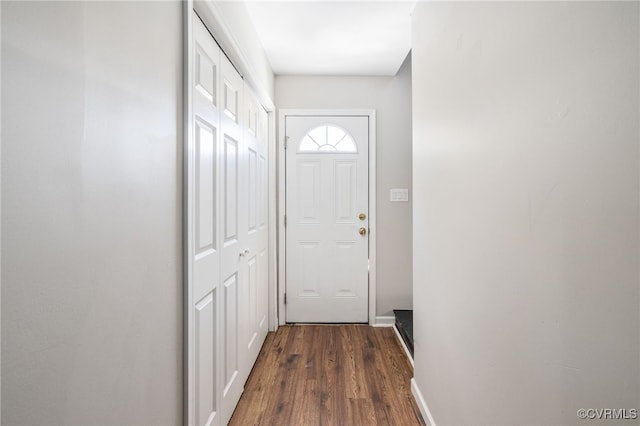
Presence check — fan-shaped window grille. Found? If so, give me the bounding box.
[298,125,357,153]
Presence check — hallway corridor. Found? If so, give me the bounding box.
[229,325,424,425]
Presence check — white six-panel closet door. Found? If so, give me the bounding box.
[217,40,245,426]
[188,10,269,426]
[240,90,269,382]
[190,13,221,426]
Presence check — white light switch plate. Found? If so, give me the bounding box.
[390,188,409,202]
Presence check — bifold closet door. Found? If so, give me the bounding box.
[189,13,222,426]
[239,91,269,380]
[218,50,245,425]
[188,13,245,426]
[188,9,270,426]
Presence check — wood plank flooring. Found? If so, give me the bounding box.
[229,325,425,426]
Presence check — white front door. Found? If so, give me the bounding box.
[285,115,369,323]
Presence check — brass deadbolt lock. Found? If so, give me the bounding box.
[358,213,367,221]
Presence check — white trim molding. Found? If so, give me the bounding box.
[392,325,414,368]
[373,315,395,327]
[267,110,278,332]
[182,3,194,424]
[411,378,437,426]
[278,109,377,325]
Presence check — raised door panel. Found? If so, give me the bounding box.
[258,108,268,145]
[258,154,266,229]
[193,120,218,302]
[257,248,268,332]
[246,95,257,137]
[332,241,359,298]
[195,46,216,104]
[196,122,215,253]
[294,241,322,298]
[223,80,239,123]
[297,160,321,224]
[223,136,238,245]
[195,292,217,426]
[334,160,357,224]
[222,273,239,395]
[247,148,258,233]
[246,255,258,351]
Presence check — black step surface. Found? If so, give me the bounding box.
[393,309,414,357]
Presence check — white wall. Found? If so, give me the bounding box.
[412,2,639,425]
[276,54,413,319]
[2,2,182,424]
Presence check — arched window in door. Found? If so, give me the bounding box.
[298,124,357,153]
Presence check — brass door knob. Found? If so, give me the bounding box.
[359,227,367,236]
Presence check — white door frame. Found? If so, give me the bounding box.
[278,109,377,325]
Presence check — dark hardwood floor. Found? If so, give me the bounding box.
[229,325,425,426]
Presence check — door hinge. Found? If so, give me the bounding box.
[284,293,287,304]
[284,215,287,227]
[284,136,289,150]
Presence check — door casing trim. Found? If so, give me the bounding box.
[278,109,377,325]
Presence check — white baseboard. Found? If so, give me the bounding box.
[392,324,414,367]
[411,378,437,426]
[372,315,395,327]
